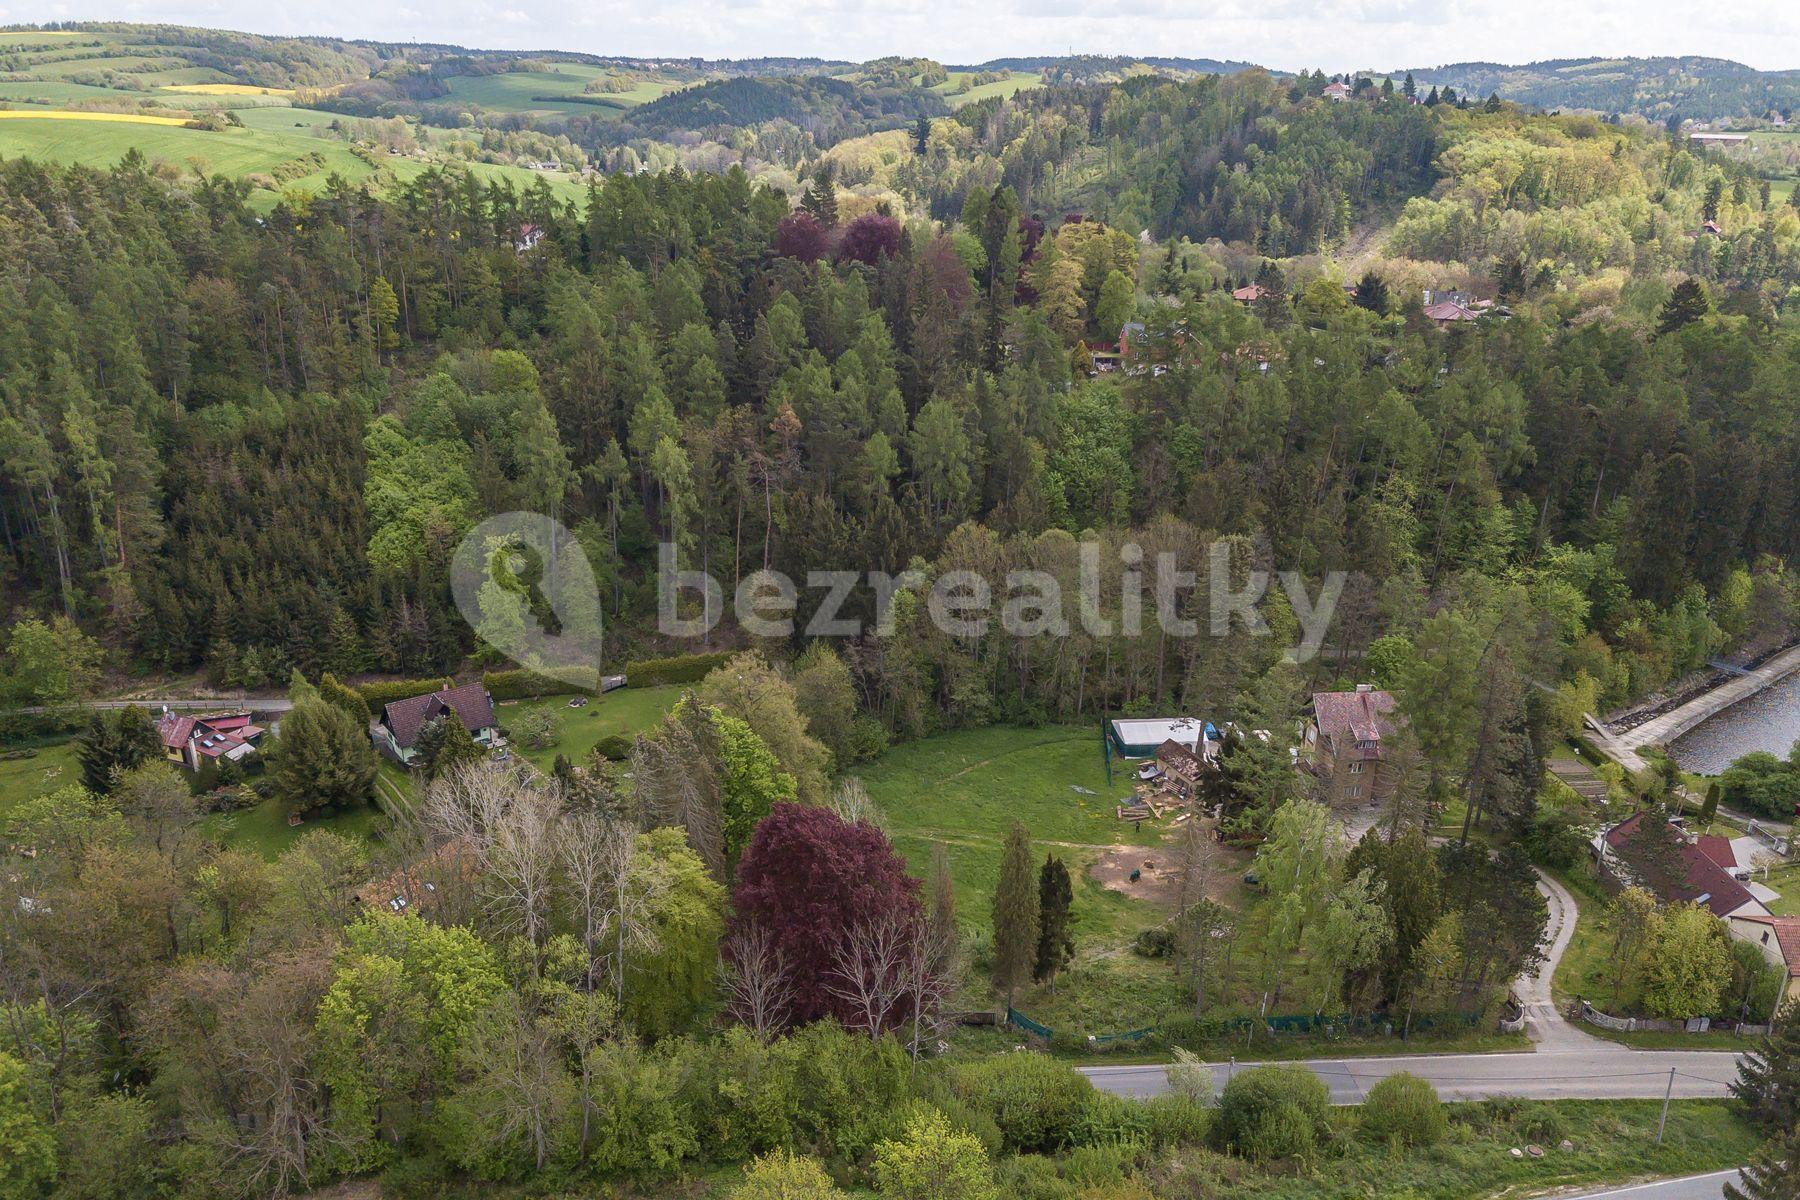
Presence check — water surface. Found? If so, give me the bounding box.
[1668,669,1800,774]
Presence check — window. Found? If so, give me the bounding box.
[1348,761,1364,775]
[1345,785,1362,799]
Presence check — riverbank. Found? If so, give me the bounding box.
[1592,643,1800,775]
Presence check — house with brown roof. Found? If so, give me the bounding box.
[355,838,477,916]
[1322,81,1353,102]
[156,709,266,772]
[374,682,499,767]
[1592,811,1772,921]
[1305,685,1402,806]
[1231,283,1267,304]
[1729,914,1800,1005]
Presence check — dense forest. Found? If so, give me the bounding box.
[3,42,1800,1200]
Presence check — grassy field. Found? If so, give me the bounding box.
[0,742,79,816]
[441,66,671,118]
[0,80,138,104]
[500,685,683,772]
[0,114,586,207]
[204,794,387,860]
[858,725,1248,1032]
[936,70,1042,109]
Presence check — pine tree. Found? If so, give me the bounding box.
[912,115,931,156]
[1725,1123,1800,1200]
[991,821,1039,1008]
[1731,1001,1800,1131]
[1033,855,1074,986]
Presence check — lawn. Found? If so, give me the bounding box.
[858,725,1257,1032]
[0,80,139,105]
[936,70,1042,109]
[0,114,587,208]
[441,66,672,118]
[205,795,387,861]
[0,741,79,816]
[500,685,683,772]
[1547,861,1767,1049]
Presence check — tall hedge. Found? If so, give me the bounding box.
[352,677,454,711]
[625,651,734,687]
[482,668,591,701]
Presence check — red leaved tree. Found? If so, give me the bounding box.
[834,212,902,266]
[774,211,830,262]
[727,803,923,1031]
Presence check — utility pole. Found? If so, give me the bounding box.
[1655,1066,1675,1145]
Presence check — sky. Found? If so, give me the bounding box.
[17,0,1800,72]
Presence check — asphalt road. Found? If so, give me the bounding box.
[1557,1169,1746,1200]
[1079,1046,1742,1102]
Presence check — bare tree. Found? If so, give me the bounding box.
[722,920,796,1040]
[1173,818,1234,1017]
[898,911,956,1069]
[456,993,568,1173]
[827,910,916,1039]
[424,761,561,951]
[630,708,723,870]
[829,776,885,829]
[598,825,666,1016]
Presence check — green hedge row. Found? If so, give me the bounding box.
[353,676,454,710]
[624,650,734,687]
[483,669,591,701]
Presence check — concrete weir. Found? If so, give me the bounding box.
[1589,643,1800,775]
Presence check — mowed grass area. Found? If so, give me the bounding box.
[859,726,1198,1027]
[442,66,672,118]
[0,114,587,208]
[1547,861,1764,1049]
[936,70,1042,109]
[501,685,683,772]
[204,794,387,861]
[0,742,79,816]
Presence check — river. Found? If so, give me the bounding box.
[1668,668,1800,774]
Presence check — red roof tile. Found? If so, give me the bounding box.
[1604,812,1758,918]
[381,683,497,751]
[1737,916,1800,977]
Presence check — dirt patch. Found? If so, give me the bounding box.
[1089,829,1248,908]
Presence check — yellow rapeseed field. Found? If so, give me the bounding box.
[0,110,192,126]
[159,84,295,96]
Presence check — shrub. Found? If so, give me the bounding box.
[1214,1065,1330,1163]
[1133,927,1175,958]
[948,1053,1099,1154]
[483,668,589,700]
[731,1150,845,1199]
[625,650,734,687]
[1164,1048,1214,1107]
[1359,1072,1446,1146]
[1140,1095,1213,1147]
[871,1109,996,1200]
[1515,1102,1565,1146]
[354,676,454,710]
[592,733,634,761]
[1070,1090,1149,1147]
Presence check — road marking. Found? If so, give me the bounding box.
[1560,1168,1741,1198]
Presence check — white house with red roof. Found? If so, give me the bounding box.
[1591,811,1771,922]
[374,682,499,767]
[156,709,266,772]
[1728,914,1800,1006]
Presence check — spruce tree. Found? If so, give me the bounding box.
[1725,1123,1800,1200]
[991,821,1040,1008]
[414,715,482,786]
[75,705,159,794]
[1731,1000,1800,1131]
[1657,278,1710,335]
[1033,855,1074,986]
